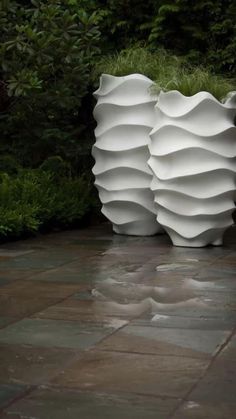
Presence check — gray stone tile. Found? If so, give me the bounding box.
[0,318,120,349]
[0,317,15,329]
[0,251,77,270]
[0,295,58,318]
[172,400,236,419]
[0,249,34,258]
[98,325,230,358]
[0,278,13,286]
[0,269,44,281]
[0,383,28,409]
[142,292,236,319]
[3,388,180,419]
[0,344,78,385]
[219,333,236,360]
[32,298,147,321]
[52,350,209,398]
[132,315,236,330]
[190,358,236,403]
[0,223,235,418]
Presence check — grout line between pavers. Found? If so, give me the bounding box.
[23,253,101,282]
[212,325,236,358]
[168,325,236,419]
[0,385,37,415]
[94,347,212,360]
[42,383,183,401]
[12,316,136,389]
[0,287,94,332]
[37,306,150,386]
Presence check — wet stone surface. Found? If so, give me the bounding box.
[0,223,235,418]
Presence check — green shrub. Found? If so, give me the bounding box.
[0,169,95,239]
[52,176,92,226]
[0,172,42,237]
[0,155,21,175]
[147,0,236,75]
[40,156,71,179]
[0,0,102,167]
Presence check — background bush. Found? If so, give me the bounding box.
[0,0,102,169]
[0,0,236,240]
[0,167,96,240]
[89,0,236,75]
[1,0,236,172]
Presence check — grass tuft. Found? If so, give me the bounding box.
[93,46,182,84]
[93,46,236,101]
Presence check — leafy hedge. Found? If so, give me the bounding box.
[0,165,96,240]
[1,0,236,240]
[0,0,102,168]
[89,0,236,75]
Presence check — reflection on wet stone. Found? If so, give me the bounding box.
[0,224,235,418]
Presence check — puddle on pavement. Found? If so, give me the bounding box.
[84,239,230,320]
[156,262,199,272]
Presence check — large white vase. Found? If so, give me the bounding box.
[148,90,236,247]
[92,73,162,236]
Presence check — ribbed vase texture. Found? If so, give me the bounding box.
[148,90,236,247]
[92,73,162,236]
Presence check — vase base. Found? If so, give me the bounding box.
[164,227,226,248]
[113,219,164,236]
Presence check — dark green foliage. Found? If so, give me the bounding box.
[146,0,236,74]
[89,0,236,75]
[0,0,102,168]
[40,156,71,179]
[1,0,236,240]
[0,154,20,175]
[1,0,236,170]
[0,168,96,239]
[86,0,160,51]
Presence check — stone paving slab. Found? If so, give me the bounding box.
[0,344,78,386]
[3,387,180,419]
[0,269,45,283]
[0,223,235,418]
[52,349,209,398]
[0,280,86,299]
[0,383,28,410]
[25,260,144,284]
[189,358,236,403]
[0,281,88,319]
[0,318,119,350]
[132,314,236,330]
[219,332,236,360]
[172,401,236,419]
[0,318,15,330]
[0,295,59,318]
[32,298,149,321]
[97,324,230,358]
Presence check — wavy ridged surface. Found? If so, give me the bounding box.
[93,74,162,236]
[149,90,236,247]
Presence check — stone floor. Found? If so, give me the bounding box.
[0,223,235,418]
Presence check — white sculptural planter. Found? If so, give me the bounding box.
[92,73,162,236]
[148,90,236,247]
